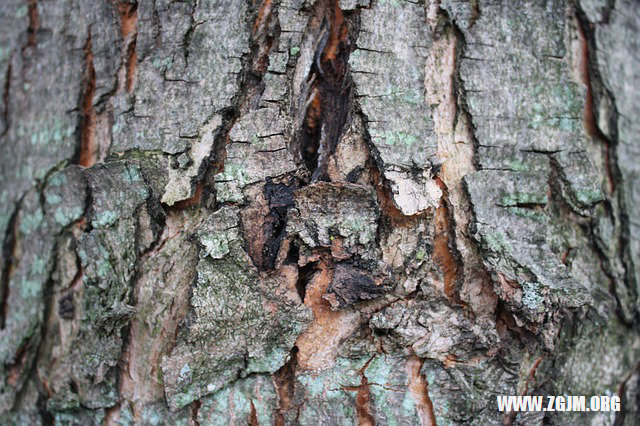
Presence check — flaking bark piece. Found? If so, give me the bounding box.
[323,264,386,309]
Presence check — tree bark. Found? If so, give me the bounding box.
[0,0,638,424]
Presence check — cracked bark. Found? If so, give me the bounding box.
[0,0,639,425]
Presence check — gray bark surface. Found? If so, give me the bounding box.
[0,0,638,424]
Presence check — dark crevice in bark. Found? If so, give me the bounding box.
[31,176,93,415]
[574,12,615,194]
[26,0,39,48]
[273,345,299,425]
[494,300,538,351]
[0,197,23,330]
[615,361,640,426]
[222,1,294,272]
[75,30,97,168]
[262,177,298,269]
[441,8,482,171]
[5,341,28,390]
[115,0,139,94]
[205,0,282,206]
[433,177,463,304]
[342,8,429,249]
[113,186,167,420]
[339,355,376,425]
[164,182,205,211]
[429,5,494,315]
[1,62,10,138]
[587,217,633,327]
[295,261,318,303]
[30,256,57,411]
[37,391,54,426]
[574,6,636,325]
[252,0,279,76]
[190,398,202,426]
[16,194,63,418]
[295,0,353,183]
[182,1,197,68]
[248,399,259,426]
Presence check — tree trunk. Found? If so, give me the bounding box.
[0,0,638,424]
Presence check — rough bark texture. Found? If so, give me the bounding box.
[0,0,638,424]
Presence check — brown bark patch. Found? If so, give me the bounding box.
[116,1,138,38]
[433,177,461,301]
[295,258,360,370]
[297,0,352,181]
[340,356,376,425]
[355,375,375,426]
[6,343,28,386]
[321,0,348,63]
[114,1,138,93]
[118,211,197,419]
[273,346,298,425]
[354,358,376,426]
[77,32,97,168]
[27,0,39,48]
[406,356,437,426]
[248,400,259,426]
[253,0,273,34]
[252,0,277,74]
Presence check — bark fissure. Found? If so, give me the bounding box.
[26,0,38,49]
[574,5,636,324]
[273,346,299,425]
[115,0,138,93]
[76,31,97,168]
[1,62,10,138]
[296,0,352,183]
[407,356,437,426]
[428,5,497,316]
[0,198,23,330]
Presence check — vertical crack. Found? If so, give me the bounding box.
[248,399,259,426]
[191,399,202,426]
[615,361,640,426]
[1,62,10,138]
[0,198,23,330]
[339,355,376,425]
[355,357,376,426]
[573,10,615,194]
[203,0,281,190]
[296,0,352,183]
[273,346,299,426]
[426,5,497,315]
[115,1,138,93]
[504,356,543,426]
[76,31,97,168]
[27,0,39,48]
[433,177,462,303]
[406,356,436,426]
[294,260,317,303]
[262,178,299,270]
[573,6,636,324]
